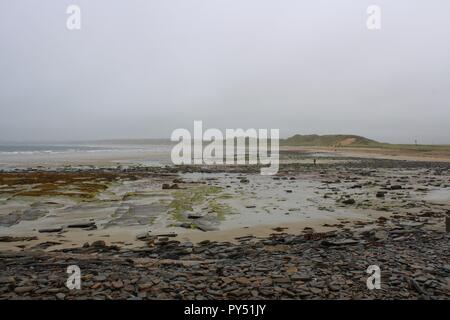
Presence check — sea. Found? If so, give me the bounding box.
[0,140,174,168]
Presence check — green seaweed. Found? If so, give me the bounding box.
[167,185,233,222]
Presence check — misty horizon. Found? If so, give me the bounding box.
[1,1,450,144]
[1,133,447,146]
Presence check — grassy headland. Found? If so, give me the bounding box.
[280,134,450,152]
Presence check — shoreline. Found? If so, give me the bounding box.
[0,152,449,299]
[1,219,449,299]
[281,146,450,163]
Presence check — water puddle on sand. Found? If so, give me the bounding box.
[423,188,450,204]
[179,172,372,231]
[0,170,397,249]
[1,170,399,247]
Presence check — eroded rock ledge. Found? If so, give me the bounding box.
[1,221,449,300]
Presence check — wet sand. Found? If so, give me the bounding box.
[1,150,449,300]
[1,153,449,251]
[281,146,450,163]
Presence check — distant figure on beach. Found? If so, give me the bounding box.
[313,159,317,165]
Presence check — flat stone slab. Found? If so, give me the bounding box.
[67,222,96,229]
[38,227,63,233]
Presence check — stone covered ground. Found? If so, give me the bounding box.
[0,158,449,300]
[0,222,449,300]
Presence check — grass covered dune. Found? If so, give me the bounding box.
[280,134,450,152]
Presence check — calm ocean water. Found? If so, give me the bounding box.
[0,144,104,154]
[0,141,173,155]
[0,141,174,167]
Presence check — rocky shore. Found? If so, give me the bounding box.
[1,157,449,300]
[1,218,449,300]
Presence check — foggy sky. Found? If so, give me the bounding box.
[1,0,449,144]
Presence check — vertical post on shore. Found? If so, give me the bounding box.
[446,215,450,233]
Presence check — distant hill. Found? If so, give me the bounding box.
[280,134,381,147]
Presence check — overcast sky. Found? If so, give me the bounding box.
[1,0,449,143]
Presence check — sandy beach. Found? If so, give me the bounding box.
[2,146,449,250]
[1,146,449,299]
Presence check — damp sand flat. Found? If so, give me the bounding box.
[2,163,449,251]
[0,171,383,249]
[423,189,450,204]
